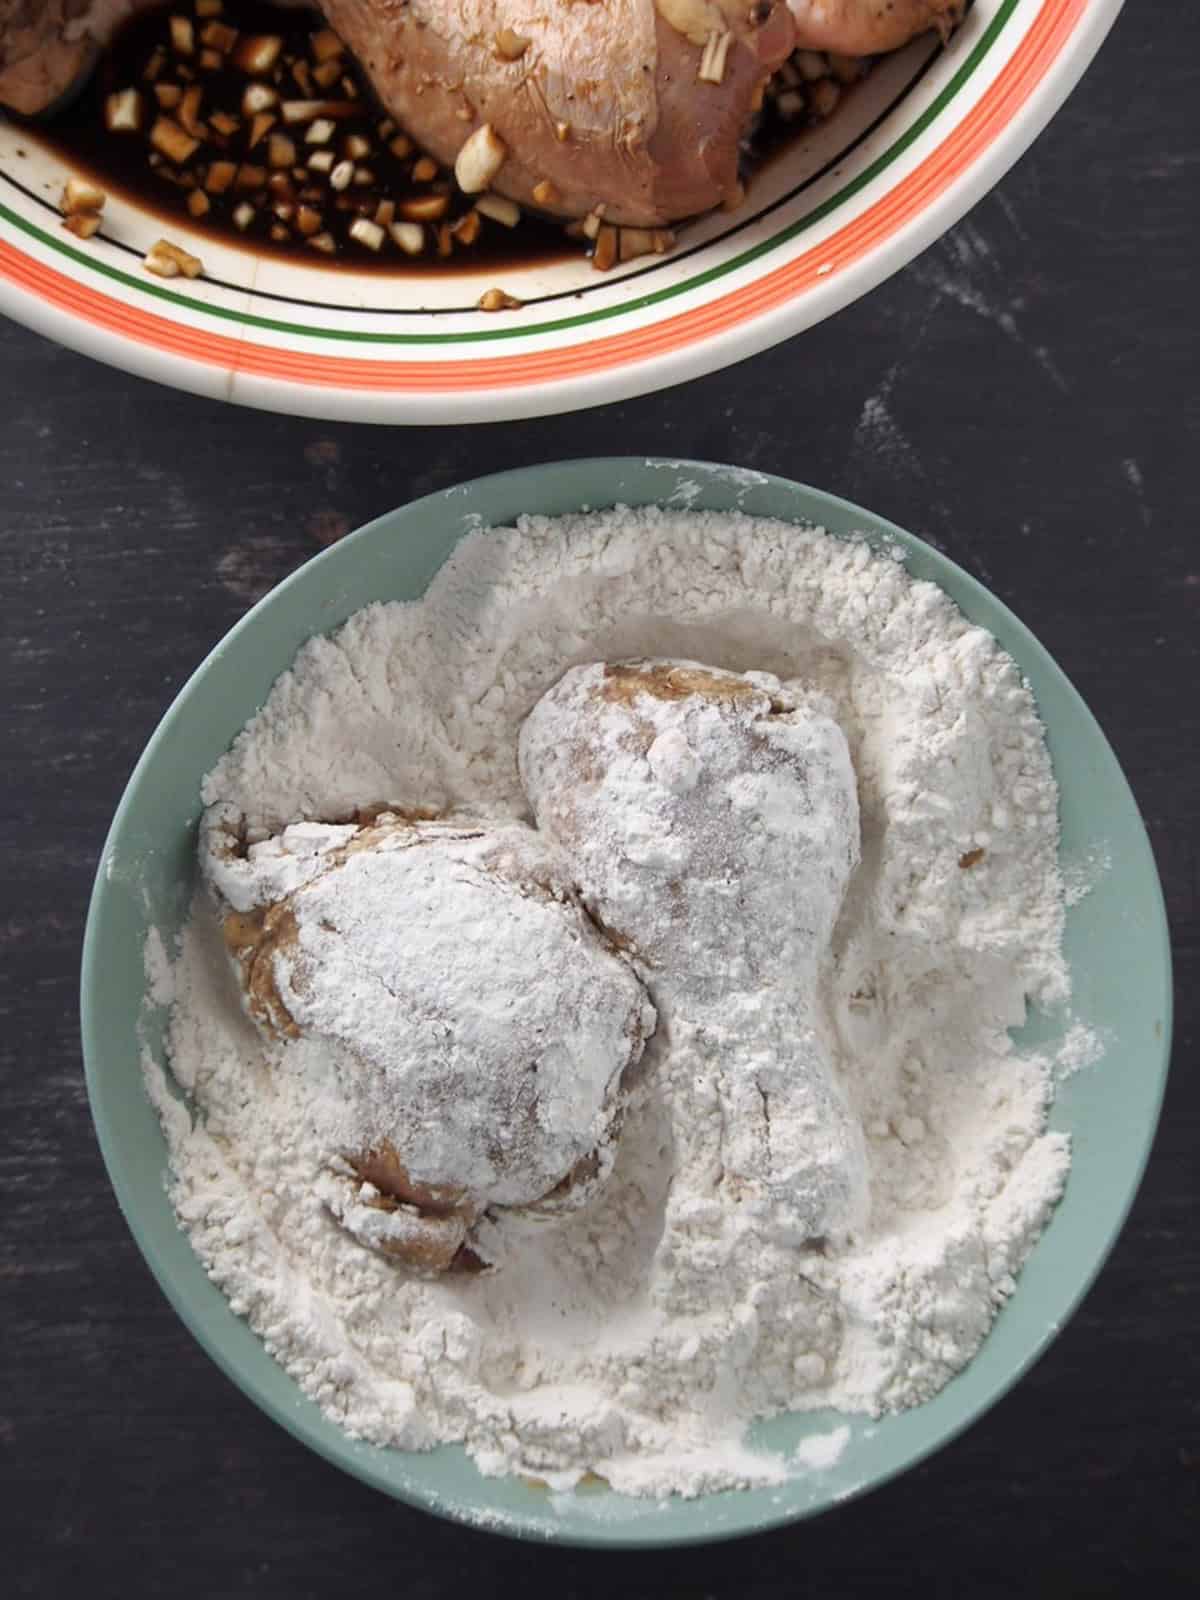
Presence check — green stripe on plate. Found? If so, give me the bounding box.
[0,0,1016,347]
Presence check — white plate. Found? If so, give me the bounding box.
[0,0,1121,422]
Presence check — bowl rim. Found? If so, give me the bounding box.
[5,0,1123,423]
[80,458,1173,1545]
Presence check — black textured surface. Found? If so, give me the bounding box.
[1,5,1197,1594]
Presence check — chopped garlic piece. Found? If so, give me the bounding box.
[145,238,204,279]
[454,124,507,194]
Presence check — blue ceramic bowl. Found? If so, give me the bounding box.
[81,459,1171,1545]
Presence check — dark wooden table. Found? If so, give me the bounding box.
[2,6,1196,1595]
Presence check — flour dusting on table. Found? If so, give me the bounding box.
[144,507,1075,1499]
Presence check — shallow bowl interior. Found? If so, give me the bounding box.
[82,458,1171,1545]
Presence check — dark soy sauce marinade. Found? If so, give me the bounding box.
[22,0,572,273]
[20,0,868,275]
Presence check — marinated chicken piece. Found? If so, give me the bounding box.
[319,0,795,227]
[4,0,965,227]
[0,0,91,115]
[788,0,965,54]
[0,0,136,115]
[519,660,868,1241]
[202,808,655,1274]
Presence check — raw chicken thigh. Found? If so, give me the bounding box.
[320,0,963,225]
[319,0,795,227]
[0,0,133,113]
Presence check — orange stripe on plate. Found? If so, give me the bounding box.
[0,0,1086,393]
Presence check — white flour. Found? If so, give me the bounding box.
[145,506,1076,1499]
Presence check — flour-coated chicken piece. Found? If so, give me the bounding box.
[519,660,869,1242]
[202,807,655,1273]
